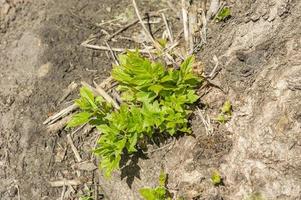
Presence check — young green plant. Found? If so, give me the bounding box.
[215,100,232,123]
[68,52,202,177]
[139,171,171,200]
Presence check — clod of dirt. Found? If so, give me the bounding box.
[0,3,10,17]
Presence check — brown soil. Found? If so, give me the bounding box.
[0,0,300,200]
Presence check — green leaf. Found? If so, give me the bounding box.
[221,100,232,114]
[148,84,164,95]
[97,124,118,135]
[139,188,157,200]
[112,67,133,84]
[79,87,98,110]
[139,187,166,200]
[215,7,231,22]
[67,112,92,128]
[139,172,170,200]
[136,91,155,103]
[127,132,138,153]
[186,90,199,103]
[211,170,222,186]
[180,56,195,80]
[215,114,227,123]
[157,38,168,48]
[159,171,167,187]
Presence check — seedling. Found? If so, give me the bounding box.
[215,100,232,123]
[79,196,94,200]
[68,52,202,177]
[211,170,222,186]
[245,192,265,200]
[79,190,94,200]
[139,171,171,200]
[215,7,231,22]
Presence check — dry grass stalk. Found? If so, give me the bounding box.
[43,104,78,125]
[132,0,162,51]
[67,134,82,162]
[49,179,86,187]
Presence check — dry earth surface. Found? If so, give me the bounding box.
[0,0,300,200]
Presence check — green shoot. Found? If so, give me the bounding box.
[215,100,232,123]
[79,196,94,200]
[211,170,222,186]
[79,190,94,200]
[215,7,231,22]
[139,171,171,200]
[245,192,265,200]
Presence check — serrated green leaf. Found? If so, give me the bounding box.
[148,84,164,95]
[186,90,199,103]
[67,112,92,128]
[112,67,133,84]
[136,91,155,103]
[127,132,138,153]
[97,124,118,135]
[180,56,195,81]
[79,87,98,110]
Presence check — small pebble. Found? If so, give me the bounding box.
[106,7,111,13]
[7,186,17,197]
[0,3,10,16]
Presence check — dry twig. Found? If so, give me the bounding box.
[43,104,78,125]
[207,0,220,20]
[208,55,219,79]
[67,134,82,162]
[81,81,120,110]
[146,139,176,154]
[81,40,155,54]
[46,115,72,134]
[196,107,213,135]
[181,0,189,52]
[60,184,66,200]
[132,0,161,51]
[58,82,78,104]
[105,41,119,65]
[106,14,160,41]
[49,179,86,187]
[161,13,174,43]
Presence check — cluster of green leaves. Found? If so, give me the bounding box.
[139,172,171,200]
[215,7,231,22]
[67,87,113,128]
[112,52,201,135]
[68,52,201,177]
[215,100,232,123]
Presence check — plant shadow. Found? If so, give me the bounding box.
[119,131,186,188]
[120,150,149,188]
